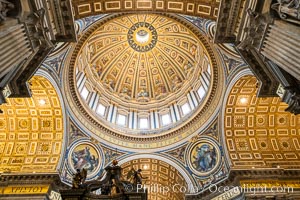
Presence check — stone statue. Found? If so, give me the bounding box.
[271,0,300,25]
[237,8,267,50]
[26,8,54,48]
[285,89,300,115]
[0,0,14,23]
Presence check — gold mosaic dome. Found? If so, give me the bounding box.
[65,13,224,149]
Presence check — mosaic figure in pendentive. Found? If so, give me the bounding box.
[192,143,217,173]
[72,145,99,173]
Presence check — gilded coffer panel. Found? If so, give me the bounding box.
[0,76,63,173]
[72,0,220,20]
[224,76,300,169]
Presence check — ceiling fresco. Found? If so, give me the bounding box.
[224,76,300,169]
[0,76,63,173]
[182,16,246,75]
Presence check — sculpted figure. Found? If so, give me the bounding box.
[271,0,300,25]
[72,168,87,189]
[127,168,147,185]
[0,0,14,22]
[238,8,267,50]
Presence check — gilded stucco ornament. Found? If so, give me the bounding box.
[271,0,300,25]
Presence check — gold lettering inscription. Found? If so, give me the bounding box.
[3,185,49,194]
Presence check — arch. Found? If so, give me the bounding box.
[35,69,68,170]
[219,68,253,166]
[118,154,195,193]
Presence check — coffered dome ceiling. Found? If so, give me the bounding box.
[86,14,204,104]
[65,14,224,149]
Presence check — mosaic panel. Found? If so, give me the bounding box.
[186,138,221,177]
[69,143,101,177]
[65,139,104,180]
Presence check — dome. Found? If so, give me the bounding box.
[65,13,224,149]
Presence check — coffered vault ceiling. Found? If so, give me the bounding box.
[71,0,220,20]
[64,13,224,150]
[121,158,187,200]
[0,76,63,173]
[224,76,300,169]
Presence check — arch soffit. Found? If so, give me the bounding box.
[71,0,220,20]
